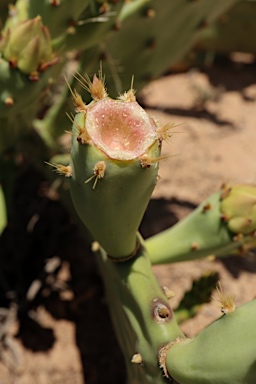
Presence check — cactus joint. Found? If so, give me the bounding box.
[158,337,187,379]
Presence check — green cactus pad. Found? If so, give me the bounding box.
[146,186,256,265]
[164,299,256,384]
[79,0,239,96]
[69,91,161,258]
[195,0,256,55]
[97,235,184,384]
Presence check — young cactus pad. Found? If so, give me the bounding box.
[161,298,256,384]
[56,73,169,258]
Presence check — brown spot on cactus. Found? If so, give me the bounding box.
[50,0,60,6]
[4,97,14,106]
[99,2,110,14]
[77,128,91,145]
[8,59,17,69]
[191,242,199,250]
[202,202,212,212]
[146,37,157,50]
[233,233,243,242]
[220,183,232,199]
[152,299,172,323]
[220,212,229,222]
[146,8,156,18]
[29,71,40,82]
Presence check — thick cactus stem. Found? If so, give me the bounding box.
[69,75,163,258]
[96,235,184,383]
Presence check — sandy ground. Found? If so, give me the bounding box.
[0,60,256,384]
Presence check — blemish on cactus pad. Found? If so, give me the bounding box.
[152,299,173,323]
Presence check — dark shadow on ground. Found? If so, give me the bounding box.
[140,197,197,239]
[218,253,256,279]
[203,57,256,96]
[144,105,234,127]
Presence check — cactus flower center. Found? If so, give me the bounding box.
[85,98,158,160]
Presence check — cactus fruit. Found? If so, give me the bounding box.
[161,298,256,384]
[58,72,172,258]
[146,184,256,265]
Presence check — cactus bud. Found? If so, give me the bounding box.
[1,16,55,75]
[220,184,256,235]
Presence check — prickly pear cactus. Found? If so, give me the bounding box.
[56,73,256,384]
[27,0,125,52]
[79,0,239,96]
[195,0,256,55]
